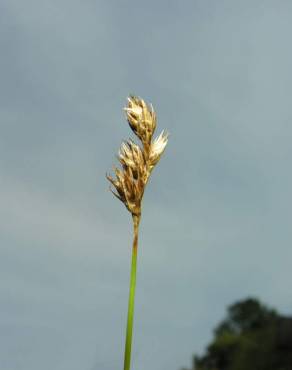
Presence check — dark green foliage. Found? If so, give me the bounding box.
[184,297,292,370]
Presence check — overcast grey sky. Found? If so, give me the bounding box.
[1,1,292,370]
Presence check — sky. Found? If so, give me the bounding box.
[1,0,292,369]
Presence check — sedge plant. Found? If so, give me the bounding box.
[106,95,169,370]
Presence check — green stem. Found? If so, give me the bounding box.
[123,214,140,370]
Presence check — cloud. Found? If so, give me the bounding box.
[0,175,114,252]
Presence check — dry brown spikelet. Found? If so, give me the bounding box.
[106,95,168,216]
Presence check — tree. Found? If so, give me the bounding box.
[214,297,278,335]
[182,297,292,370]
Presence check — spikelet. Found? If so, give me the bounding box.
[149,130,169,171]
[107,95,168,216]
[124,96,157,148]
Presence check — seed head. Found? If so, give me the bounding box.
[107,95,168,216]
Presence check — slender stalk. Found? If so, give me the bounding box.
[106,96,168,370]
[123,214,141,370]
